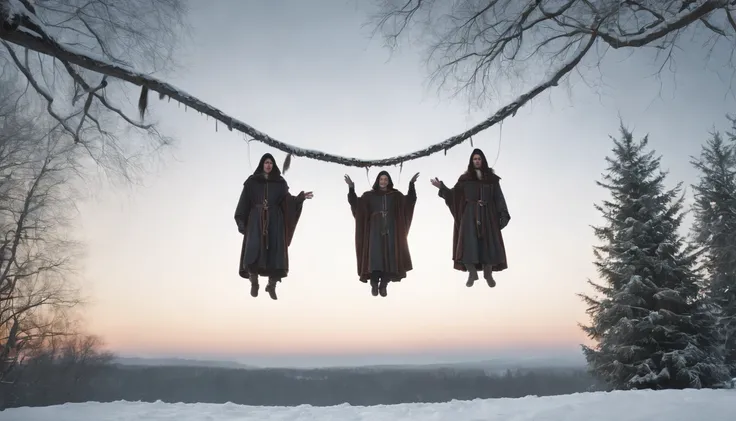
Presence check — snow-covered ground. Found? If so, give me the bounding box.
[3,389,733,421]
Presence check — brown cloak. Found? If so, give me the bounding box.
[235,159,306,279]
[439,170,510,272]
[348,180,416,283]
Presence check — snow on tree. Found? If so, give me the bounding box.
[2,0,736,168]
[579,123,730,390]
[690,118,736,376]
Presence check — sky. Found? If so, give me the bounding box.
[68,0,736,367]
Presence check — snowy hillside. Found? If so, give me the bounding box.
[4,389,734,421]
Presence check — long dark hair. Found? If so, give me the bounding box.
[465,148,493,180]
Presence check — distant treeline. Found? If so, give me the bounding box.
[1,358,606,409]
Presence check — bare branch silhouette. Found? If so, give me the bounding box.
[0,0,186,181]
[1,0,733,168]
[0,80,84,384]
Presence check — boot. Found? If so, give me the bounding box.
[265,277,279,300]
[249,273,259,297]
[378,278,389,297]
[370,280,379,297]
[465,264,479,287]
[370,273,380,297]
[483,265,496,288]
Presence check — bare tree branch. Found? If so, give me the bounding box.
[0,0,186,181]
[371,0,735,110]
[0,78,84,384]
[0,0,733,169]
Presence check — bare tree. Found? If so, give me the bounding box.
[369,0,736,108]
[0,0,187,181]
[0,79,84,385]
[1,0,731,168]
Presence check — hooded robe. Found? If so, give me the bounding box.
[438,149,510,272]
[348,171,416,283]
[235,153,306,279]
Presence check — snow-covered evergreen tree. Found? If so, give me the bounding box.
[691,119,736,376]
[580,124,730,390]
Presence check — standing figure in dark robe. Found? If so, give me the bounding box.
[345,170,419,297]
[430,148,510,288]
[235,153,313,300]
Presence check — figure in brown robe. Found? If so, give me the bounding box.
[345,170,418,297]
[430,148,510,288]
[234,153,313,300]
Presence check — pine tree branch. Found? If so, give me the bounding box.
[0,0,598,168]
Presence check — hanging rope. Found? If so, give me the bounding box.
[491,120,503,168]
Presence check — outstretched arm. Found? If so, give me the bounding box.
[401,174,419,232]
[431,177,462,219]
[345,174,359,217]
[281,183,307,247]
[348,187,359,217]
[405,172,419,207]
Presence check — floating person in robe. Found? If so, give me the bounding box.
[345,170,419,297]
[430,148,510,288]
[235,153,313,300]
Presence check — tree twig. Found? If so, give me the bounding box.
[0,5,596,168]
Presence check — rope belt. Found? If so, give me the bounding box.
[467,199,487,238]
[253,201,269,250]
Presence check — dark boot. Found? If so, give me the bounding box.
[378,278,389,297]
[483,265,496,288]
[265,277,279,300]
[370,273,380,297]
[465,264,479,287]
[249,273,259,297]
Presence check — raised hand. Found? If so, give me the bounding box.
[410,172,420,184]
[430,177,442,188]
[344,174,354,188]
[304,191,314,199]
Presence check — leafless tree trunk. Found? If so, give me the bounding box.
[0,0,188,181]
[0,78,85,385]
[1,1,733,169]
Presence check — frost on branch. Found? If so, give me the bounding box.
[2,1,735,169]
[0,0,187,180]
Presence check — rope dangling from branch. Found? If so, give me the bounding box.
[246,135,253,172]
[491,120,503,168]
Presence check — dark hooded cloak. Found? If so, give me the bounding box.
[438,148,510,272]
[347,170,416,282]
[235,153,306,279]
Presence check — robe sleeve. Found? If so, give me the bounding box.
[402,181,418,232]
[281,182,306,247]
[347,186,359,218]
[348,189,370,278]
[234,179,252,234]
[494,179,511,229]
[438,181,464,220]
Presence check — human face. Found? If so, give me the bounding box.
[472,154,483,169]
[378,174,389,189]
[263,158,273,174]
